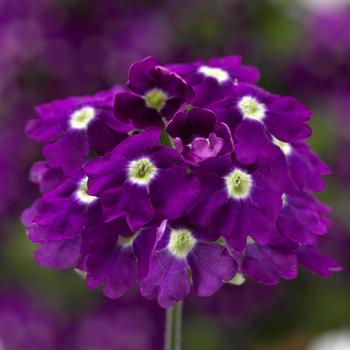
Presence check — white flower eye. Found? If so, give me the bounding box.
[70,106,95,129]
[198,66,230,83]
[238,96,266,121]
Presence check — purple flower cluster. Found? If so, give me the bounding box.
[22,55,340,308]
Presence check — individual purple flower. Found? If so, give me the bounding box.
[169,55,260,88]
[140,219,236,308]
[80,212,159,299]
[223,83,312,165]
[190,155,284,251]
[85,129,200,231]
[167,107,233,164]
[22,173,98,269]
[114,56,194,129]
[26,86,131,176]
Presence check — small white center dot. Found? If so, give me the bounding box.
[238,96,266,121]
[75,177,97,205]
[70,106,96,129]
[168,228,196,258]
[198,66,230,83]
[224,169,252,199]
[272,137,292,156]
[128,157,157,186]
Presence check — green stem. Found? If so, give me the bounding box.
[160,129,174,147]
[165,301,183,350]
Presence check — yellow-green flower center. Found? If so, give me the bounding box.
[168,228,196,258]
[238,96,265,121]
[118,234,137,247]
[225,169,252,199]
[128,157,157,186]
[70,106,95,129]
[144,88,168,111]
[75,177,97,204]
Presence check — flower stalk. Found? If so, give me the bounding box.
[165,301,183,350]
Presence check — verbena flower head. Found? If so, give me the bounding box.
[22,55,341,308]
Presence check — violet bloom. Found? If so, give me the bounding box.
[141,219,236,308]
[85,129,200,231]
[167,107,233,164]
[224,83,312,165]
[169,55,260,88]
[80,213,159,299]
[22,173,98,269]
[26,86,131,176]
[190,155,284,251]
[114,56,194,129]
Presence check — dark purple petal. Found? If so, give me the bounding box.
[128,56,161,94]
[85,155,128,196]
[167,111,193,144]
[297,246,342,277]
[86,245,137,299]
[234,119,281,165]
[87,117,127,155]
[242,243,298,284]
[188,107,216,137]
[189,243,236,296]
[140,251,190,308]
[113,92,146,124]
[43,130,88,176]
[133,224,158,279]
[35,238,81,269]
[102,184,154,231]
[150,167,200,220]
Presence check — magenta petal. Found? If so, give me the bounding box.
[35,238,81,269]
[140,251,190,308]
[133,225,158,280]
[297,246,342,277]
[189,243,236,296]
[234,119,280,165]
[128,56,161,94]
[150,167,200,220]
[242,244,298,284]
[112,128,161,159]
[86,246,137,299]
[85,155,128,196]
[43,131,89,176]
[219,200,249,251]
[102,185,154,231]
